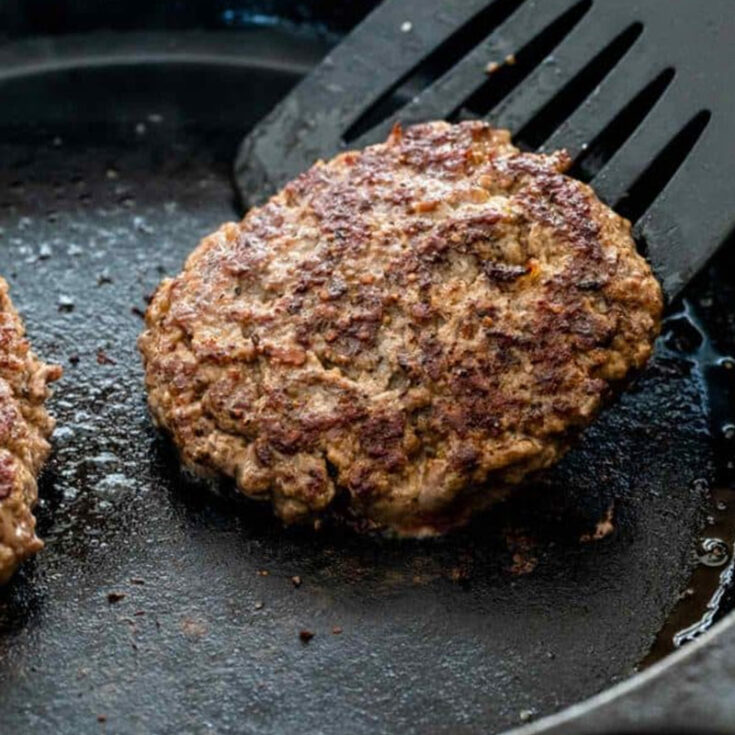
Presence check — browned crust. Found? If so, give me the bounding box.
[139,121,662,536]
[0,278,62,582]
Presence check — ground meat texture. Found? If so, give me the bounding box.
[0,278,61,582]
[139,121,662,536]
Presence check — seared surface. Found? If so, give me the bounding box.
[140,121,662,535]
[0,278,61,582]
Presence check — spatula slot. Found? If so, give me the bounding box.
[342,0,527,143]
[456,0,592,125]
[516,22,643,150]
[616,109,710,224]
[569,68,675,183]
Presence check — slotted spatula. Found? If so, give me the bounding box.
[235,0,735,299]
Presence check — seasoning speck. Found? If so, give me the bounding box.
[254,601,264,610]
[107,592,125,604]
[484,61,500,74]
[291,575,302,588]
[97,714,107,723]
[133,216,154,234]
[299,630,315,643]
[505,53,517,65]
[257,569,269,577]
[332,626,343,635]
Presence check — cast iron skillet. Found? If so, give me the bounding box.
[0,8,734,735]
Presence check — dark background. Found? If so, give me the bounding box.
[0,0,380,38]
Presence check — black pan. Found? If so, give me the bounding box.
[0,7,734,735]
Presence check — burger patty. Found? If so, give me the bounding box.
[0,278,61,582]
[139,120,662,536]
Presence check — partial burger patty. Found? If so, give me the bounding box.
[0,278,61,582]
[139,121,662,536]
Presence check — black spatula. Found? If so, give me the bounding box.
[234,0,735,299]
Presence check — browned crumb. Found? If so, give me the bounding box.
[506,529,539,576]
[299,629,315,643]
[580,501,616,543]
[510,552,538,576]
[96,348,116,365]
[107,592,126,604]
[180,617,208,639]
[450,566,471,584]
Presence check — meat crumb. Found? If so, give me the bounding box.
[291,575,302,588]
[97,714,107,723]
[257,569,269,577]
[332,626,343,635]
[450,566,471,584]
[299,630,315,643]
[96,349,116,365]
[506,529,539,576]
[180,617,208,638]
[107,592,125,604]
[254,601,264,610]
[580,502,616,543]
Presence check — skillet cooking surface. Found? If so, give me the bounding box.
[0,29,729,735]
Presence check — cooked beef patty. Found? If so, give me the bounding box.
[139,121,662,536]
[0,278,61,582]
